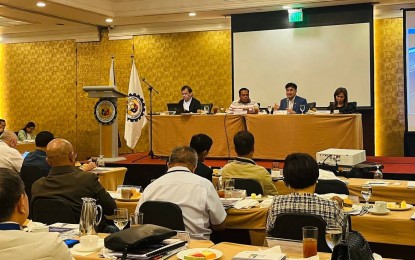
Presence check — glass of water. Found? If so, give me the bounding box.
[374,165,383,179]
[114,208,129,230]
[267,105,273,114]
[225,179,235,198]
[204,105,210,114]
[325,225,343,251]
[361,184,372,205]
[300,104,306,114]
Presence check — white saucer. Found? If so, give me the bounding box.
[369,209,390,215]
[73,243,102,252]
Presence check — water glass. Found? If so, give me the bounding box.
[225,179,235,198]
[374,165,383,179]
[303,226,318,258]
[97,155,105,167]
[361,184,372,205]
[267,105,273,114]
[114,208,128,230]
[130,212,144,228]
[325,225,342,251]
[204,105,210,114]
[300,104,306,114]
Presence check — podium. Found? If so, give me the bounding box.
[83,86,127,162]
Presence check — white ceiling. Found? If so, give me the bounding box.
[0,0,413,43]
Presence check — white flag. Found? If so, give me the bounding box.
[124,60,147,149]
[109,58,116,87]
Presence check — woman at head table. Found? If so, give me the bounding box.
[328,87,357,114]
[17,122,36,141]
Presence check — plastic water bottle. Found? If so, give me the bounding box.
[374,165,383,179]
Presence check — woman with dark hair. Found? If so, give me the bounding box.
[328,87,356,114]
[17,122,36,141]
[266,153,346,233]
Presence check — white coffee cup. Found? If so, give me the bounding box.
[80,235,99,249]
[374,201,387,213]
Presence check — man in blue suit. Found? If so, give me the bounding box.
[274,82,308,114]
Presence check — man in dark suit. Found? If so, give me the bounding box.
[31,138,116,230]
[274,82,308,114]
[190,134,213,182]
[178,85,201,113]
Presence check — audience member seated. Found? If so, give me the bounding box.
[274,82,308,114]
[229,88,258,112]
[0,168,73,259]
[190,134,213,182]
[266,153,346,233]
[136,146,226,240]
[0,131,23,173]
[221,131,278,195]
[31,138,116,231]
[327,87,357,114]
[22,131,55,174]
[178,85,201,113]
[0,119,6,135]
[18,122,36,141]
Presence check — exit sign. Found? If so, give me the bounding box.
[288,9,303,23]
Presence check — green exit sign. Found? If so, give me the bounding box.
[288,9,303,23]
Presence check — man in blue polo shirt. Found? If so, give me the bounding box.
[22,131,54,174]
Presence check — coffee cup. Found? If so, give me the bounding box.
[80,235,99,250]
[374,201,387,213]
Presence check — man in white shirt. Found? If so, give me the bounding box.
[229,88,258,112]
[0,168,73,260]
[0,130,23,173]
[136,146,226,240]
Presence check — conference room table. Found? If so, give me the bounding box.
[16,142,36,153]
[150,114,363,160]
[93,167,128,191]
[272,178,415,204]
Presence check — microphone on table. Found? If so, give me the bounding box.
[286,98,289,109]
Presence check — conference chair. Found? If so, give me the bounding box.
[31,197,77,225]
[200,103,213,113]
[139,201,185,230]
[268,213,331,252]
[233,178,264,195]
[307,102,316,110]
[20,165,47,206]
[315,179,349,195]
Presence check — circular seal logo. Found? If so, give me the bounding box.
[126,93,145,122]
[94,99,117,125]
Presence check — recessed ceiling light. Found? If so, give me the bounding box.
[106,18,113,23]
[37,1,46,7]
[189,12,197,17]
[282,6,290,10]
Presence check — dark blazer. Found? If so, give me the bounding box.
[178,98,201,113]
[328,102,357,114]
[194,161,213,182]
[278,96,308,114]
[31,166,116,221]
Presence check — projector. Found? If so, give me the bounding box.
[316,148,366,166]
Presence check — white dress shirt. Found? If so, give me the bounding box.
[183,98,192,111]
[0,141,23,173]
[136,166,226,240]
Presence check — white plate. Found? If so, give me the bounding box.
[73,243,103,252]
[342,204,361,213]
[177,248,222,260]
[387,203,413,211]
[369,209,390,215]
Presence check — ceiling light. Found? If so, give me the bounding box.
[106,18,113,23]
[189,12,197,17]
[37,1,46,7]
[282,6,290,10]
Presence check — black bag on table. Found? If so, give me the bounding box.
[104,224,177,260]
[331,215,373,260]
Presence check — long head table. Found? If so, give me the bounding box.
[149,114,363,160]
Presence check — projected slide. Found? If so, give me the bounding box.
[405,12,415,131]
